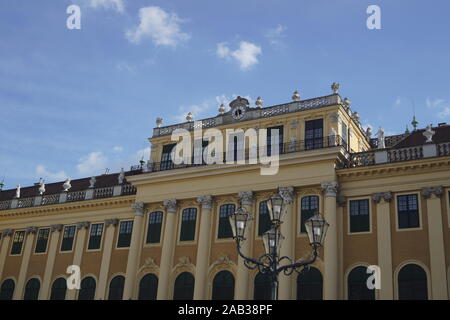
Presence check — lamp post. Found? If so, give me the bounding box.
[229,191,329,300]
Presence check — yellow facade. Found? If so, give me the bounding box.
[0,91,449,300]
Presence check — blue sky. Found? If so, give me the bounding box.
[0,0,449,188]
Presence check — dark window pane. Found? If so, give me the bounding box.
[212,271,234,300]
[254,272,272,300]
[35,228,50,253]
[397,195,420,229]
[300,196,319,233]
[146,211,163,244]
[266,126,284,156]
[23,278,40,300]
[347,266,375,300]
[173,272,194,300]
[0,279,15,300]
[305,119,323,150]
[88,223,104,250]
[138,274,158,300]
[218,204,235,239]
[11,231,25,255]
[398,264,428,300]
[117,221,133,248]
[108,276,125,300]
[78,277,96,300]
[50,278,67,300]
[297,267,323,300]
[161,144,176,170]
[180,208,197,241]
[349,199,370,233]
[258,201,271,236]
[61,226,76,252]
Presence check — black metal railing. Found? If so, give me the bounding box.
[134,135,347,173]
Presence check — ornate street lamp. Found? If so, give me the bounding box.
[229,190,329,300]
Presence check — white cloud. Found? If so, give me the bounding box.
[76,151,108,176]
[112,146,124,152]
[265,24,287,46]
[126,6,190,47]
[216,41,262,70]
[426,97,445,109]
[394,97,402,107]
[88,0,125,13]
[116,62,136,73]
[35,165,68,182]
[438,107,450,119]
[426,97,450,119]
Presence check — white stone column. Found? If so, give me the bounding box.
[96,218,118,300]
[0,229,13,281]
[14,227,38,300]
[66,221,90,300]
[235,191,254,300]
[422,186,448,300]
[157,199,178,300]
[278,186,295,300]
[123,202,145,300]
[321,181,339,300]
[194,195,213,300]
[39,224,63,300]
[372,192,394,300]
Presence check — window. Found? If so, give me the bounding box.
[23,278,40,300]
[10,230,25,255]
[397,194,420,229]
[347,266,375,300]
[212,271,235,300]
[173,272,195,300]
[398,264,428,300]
[266,125,284,156]
[161,143,176,170]
[349,199,370,233]
[193,140,209,165]
[146,211,163,244]
[300,196,319,233]
[35,228,50,253]
[78,277,96,300]
[180,208,197,242]
[61,226,76,252]
[342,122,348,149]
[0,279,15,300]
[117,220,133,248]
[50,278,67,300]
[253,272,272,300]
[108,276,125,300]
[297,267,323,300]
[305,119,323,150]
[218,204,235,239]
[258,201,271,236]
[138,273,158,300]
[87,223,104,250]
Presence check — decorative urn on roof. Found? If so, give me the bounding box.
[186,112,194,122]
[218,103,226,115]
[156,117,163,128]
[63,178,72,192]
[38,179,45,195]
[331,82,340,94]
[423,124,435,143]
[15,185,21,199]
[292,90,300,101]
[255,96,263,107]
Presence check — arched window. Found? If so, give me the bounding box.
[347,266,375,300]
[253,272,272,300]
[50,277,67,300]
[398,264,428,300]
[0,279,15,300]
[108,275,125,300]
[212,271,235,300]
[297,267,323,300]
[138,273,158,300]
[258,201,271,236]
[173,272,194,300]
[78,277,96,300]
[300,196,319,233]
[218,204,235,239]
[23,278,40,300]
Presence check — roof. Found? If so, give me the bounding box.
[394,124,450,148]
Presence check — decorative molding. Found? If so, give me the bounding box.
[321,181,339,198]
[105,218,119,227]
[372,192,392,204]
[297,188,321,196]
[132,202,145,216]
[51,224,63,232]
[163,199,178,213]
[421,186,443,199]
[76,221,90,230]
[208,254,237,276]
[279,186,294,204]
[197,195,213,210]
[238,191,254,206]
[26,226,38,234]
[1,228,13,237]
[172,256,195,275]
[138,257,160,275]
[337,195,347,207]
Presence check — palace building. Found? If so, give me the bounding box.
[0,85,449,300]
